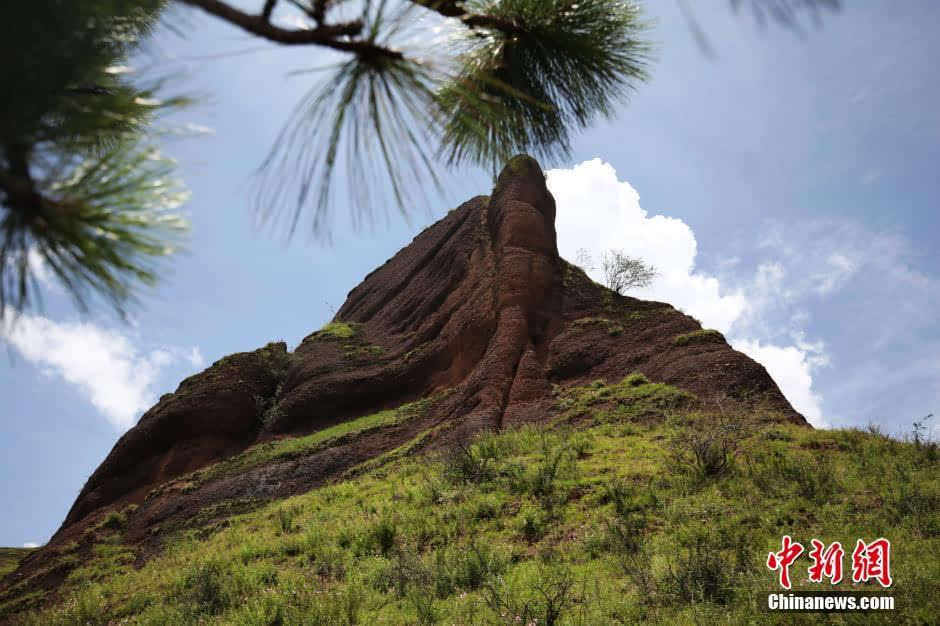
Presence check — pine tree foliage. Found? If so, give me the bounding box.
[252,0,449,237]
[1,0,840,317]
[0,1,190,319]
[189,0,835,238]
[259,0,651,236]
[438,0,651,167]
[1,143,190,316]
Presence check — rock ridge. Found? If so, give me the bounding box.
[2,156,808,611]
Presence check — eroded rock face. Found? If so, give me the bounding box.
[65,155,806,531]
[6,156,807,609]
[61,343,289,527]
[273,156,567,437]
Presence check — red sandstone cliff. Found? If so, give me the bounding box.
[2,156,806,608]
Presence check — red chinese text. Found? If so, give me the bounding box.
[851,538,893,588]
[767,535,805,589]
[807,539,844,584]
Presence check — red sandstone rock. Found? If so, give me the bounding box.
[1,156,806,609]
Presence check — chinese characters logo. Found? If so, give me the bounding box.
[767,536,892,589]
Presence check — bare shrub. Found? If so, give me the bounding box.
[484,564,579,626]
[616,536,657,600]
[600,250,657,294]
[575,248,595,272]
[443,430,502,485]
[665,413,749,478]
[661,531,734,604]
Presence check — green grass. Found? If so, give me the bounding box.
[0,544,76,615]
[100,510,127,531]
[0,547,34,578]
[305,321,385,360]
[12,383,940,624]
[343,344,385,359]
[257,341,294,379]
[552,373,697,424]
[180,395,443,487]
[316,322,358,341]
[571,316,624,336]
[672,329,725,347]
[66,541,135,586]
[561,259,592,289]
[402,343,429,363]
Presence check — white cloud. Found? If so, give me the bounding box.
[546,159,747,334]
[789,331,830,369]
[731,339,828,428]
[22,542,40,548]
[756,220,932,301]
[186,346,205,368]
[754,219,938,352]
[1,313,203,430]
[813,252,856,295]
[546,158,828,425]
[23,247,65,297]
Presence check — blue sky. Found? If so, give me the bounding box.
[1,1,938,548]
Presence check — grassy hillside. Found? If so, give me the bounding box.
[5,376,938,624]
[0,549,33,579]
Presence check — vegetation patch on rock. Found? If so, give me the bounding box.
[553,374,698,424]
[171,394,446,488]
[672,329,724,347]
[343,344,386,360]
[571,317,624,337]
[314,322,359,341]
[0,548,33,578]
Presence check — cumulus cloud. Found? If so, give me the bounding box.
[22,542,40,548]
[547,159,748,333]
[545,158,828,426]
[26,248,54,288]
[1,313,204,430]
[731,339,827,427]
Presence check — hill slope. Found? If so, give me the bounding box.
[0,551,32,580]
[4,384,938,623]
[0,155,844,620]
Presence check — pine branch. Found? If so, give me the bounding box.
[311,0,327,24]
[438,0,652,167]
[0,172,43,216]
[65,85,116,96]
[462,13,524,35]
[176,0,402,58]
[407,1,467,18]
[261,0,278,21]
[284,0,321,23]
[407,0,523,35]
[177,0,359,42]
[1,141,190,318]
[282,0,328,24]
[0,146,44,215]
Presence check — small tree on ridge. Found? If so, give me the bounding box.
[601,250,657,294]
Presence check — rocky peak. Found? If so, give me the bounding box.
[3,156,807,610]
